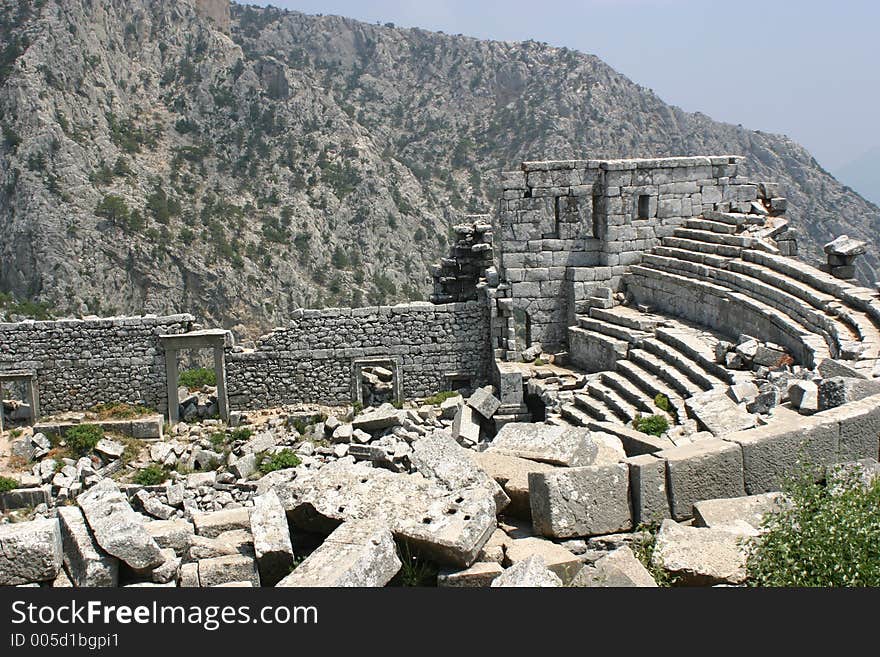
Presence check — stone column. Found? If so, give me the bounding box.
[165,348,179,425]
[26,374,39,424]
[214,348,229,423]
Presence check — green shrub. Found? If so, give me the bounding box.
[654,393,671,413]
[634,414,669,437]
[178,367,216,389]
[209,432,228,449]
[533,358,546,366]
[133,465,168,486]
[0,476,19,493]
[66,424,104,456]
[746,466,880,587]
[422,391,458,406]
[631,524,676,587]
[259,449,302,475]
[230,427,253,442]
[396,542,439,587]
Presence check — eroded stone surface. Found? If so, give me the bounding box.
[0,518,63,585]
[487,423,598,467]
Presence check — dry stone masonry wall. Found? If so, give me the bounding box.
[225,301,492,409]
[0,315,194,415]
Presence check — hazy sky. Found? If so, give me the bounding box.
[249,0,879,173]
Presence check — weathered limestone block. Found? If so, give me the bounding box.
[491,555,563,587]
[625,454,671,526]
[411,431,509,513]
[151,548,181,584]
[726,415,839,494]
[192,507,251,538]
[651,520,748,586]
[438,562,504,587]
[685,390,756,436]
[178,562,200,587]
[77,479,164,570]
[250,491,295,586]
[818,377,880,411]
[467,386,501,420]
[276,520,401,587]
[570,546,657,587]
[0,518,63,585]
[504,537,583,584]
[657,439,745,520]
[487,422,597,466]
[352,404,403,432]
[471,451,556,518]
[57,506,119,587]
[452,404,481,446]
[276,460,496,566]
[818,393,880,461]
[818,358,868,380]
[789,380,819,414]
[145,519,195,556]
[693,493,788,532]
[197,554,260,588]
[529,464,632,538]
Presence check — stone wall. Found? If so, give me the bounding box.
[225,301,492,410]
[497,156,756,349]
[0,315,194,415]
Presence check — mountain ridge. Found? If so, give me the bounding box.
[0,0,877,336]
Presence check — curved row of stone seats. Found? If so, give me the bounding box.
[626,264,831,368]
[630,216,880,376]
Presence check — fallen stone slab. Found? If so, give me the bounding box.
[487,422,597,467]
[352,404,403,432]
[411,431,509,513]
[438,562,504,587]
[192,507,251,538]
[0,485,51,512]
[471,451,556,518]
[467,386,501,420]
[275,459,496,566]
[276,520,401,587]
[693,493,788,532]
[818,358,868,380]
[818,376,880,411]
[151,548,181,584]
[0,518,63,585]
[439,395,463,419]
[57,506,119,587]
[250,490,295,586]
[685,390,756,437]
[657,439,745,521]
[452,404,481,446]
[95,438,125,460]
[570,546,658,587]
[504,537,583,584]
[824,234,866,257]
[529,464,632,539]
[197,554,260,588]
[77,479,164,570]
[145,519,195,556]
[651,520,747,586]
[134,490,176,521]
[591,431,627,465]
[789,380,819,414]
[491,555,562,587]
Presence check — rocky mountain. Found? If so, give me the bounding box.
[1,0,878,336]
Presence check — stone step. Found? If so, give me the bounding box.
[652,246,731,269]
[683,218,739,235]
[599,370,676,424]
[654,326,736,385]
[702,210,752,227]
[588,306,664,332]
[614,359,687,417]
[586,381,642,424]
[641,337,721,391]
[560,403,591,427]
[628,348,704,399]
[572,393,617,424]
[577,316,650,345]
[672,228,755,249]
[660,237,743,258]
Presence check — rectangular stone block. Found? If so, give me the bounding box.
[197,554,260,588]
[529,464,632,538]
[0,518,63,585]
[192,507,252,538]
[726,416,840,494]
[250,491,296,586]
[657,439,745,521]
[57,506,119,587]
[626,454,671,526]
[277,520,401,587]
[819,393,880,461]
[487,423,598,467]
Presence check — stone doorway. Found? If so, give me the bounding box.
[0,370,39,433]
[351,358,402,407]
[160,330,231,425]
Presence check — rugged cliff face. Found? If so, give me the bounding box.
[1,0,877,335]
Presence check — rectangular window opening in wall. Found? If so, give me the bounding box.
[638,194,651,220]
[444,373,474,396]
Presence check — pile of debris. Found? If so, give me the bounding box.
[430,219,497,304]
[178,385,219,422]
[359,366,394,407]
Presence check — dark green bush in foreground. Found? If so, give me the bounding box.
[634,414,669,437]
[259,449,301,475]
[0,476,19,493]
[133,465,168,486]
[66,423,104,456]
[747,466,880,587]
